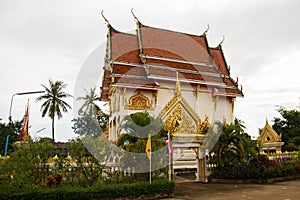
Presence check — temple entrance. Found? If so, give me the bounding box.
[158,91,208,182]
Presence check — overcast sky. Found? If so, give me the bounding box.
[0,0,299,142]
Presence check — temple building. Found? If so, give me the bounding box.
[257,119,284,153]
[100,13,243,182]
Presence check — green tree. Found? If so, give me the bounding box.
[36,79,72,142]
[211,118,256,165]
[77,87,100,115]
[0,120,22,155]
[273,106,300,151]
[118,111,166,145]
[117,111,168,178]
[72,88,108,137]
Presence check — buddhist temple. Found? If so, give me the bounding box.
[257,119,284,153]
[100,12,243,182]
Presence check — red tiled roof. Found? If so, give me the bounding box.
[223,88,243,97]
[100,23,243,100]
[140,26,211,65]
[111,31,141,63]
[210,47,230,76]
[113,64,147,77]
[113,77,159,90]
[100,69,112,101]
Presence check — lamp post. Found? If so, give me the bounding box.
[4,90,45,157]
[34,127,46,141]
[8,90,45,122]
[4,135,10,158]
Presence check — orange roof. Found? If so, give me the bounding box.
[111,30,141,63]
[210,46,230,76]
[100,69,111,101]
[140,25,211,65]
[113,64,147,77]
[100,22,243,101]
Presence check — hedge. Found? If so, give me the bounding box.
[0,179,175,200]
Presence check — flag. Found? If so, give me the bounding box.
[21,100,30,141]
[145,134,151,159]
[166,133,173,156]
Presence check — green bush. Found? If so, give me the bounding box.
[210,155,300,180]
[0,179,175,200]
[280,164,297,176]
[264,166,277,178]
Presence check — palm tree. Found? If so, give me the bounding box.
[72,88,108,137]
[36,79,72,142]
[211,118,255,164]
[77,87,100,115]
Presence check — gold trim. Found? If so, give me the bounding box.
[108,85,115,96]
[152,91,157,106]
[231,98,235,113]
[257,119,284,152]
[126,92,152,110]
[223,116,227,126]
[258,120,282,143]
[199,115,210,133]
[212,96,219,111]
[158,96,203,135]
[175,71,181,97]
[193,85,200,100]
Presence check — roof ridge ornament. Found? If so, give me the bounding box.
[131,8,140,25]
[101,10,110,26]
[203,24,210,35]
[219,35,225,46]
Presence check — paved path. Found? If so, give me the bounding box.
[167,179,300,200]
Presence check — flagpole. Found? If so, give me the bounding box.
[146,134,152,184]
[150,135,152,184]
[168,131,171,181]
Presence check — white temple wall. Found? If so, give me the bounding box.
[109,83,235,141]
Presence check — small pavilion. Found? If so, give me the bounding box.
[257,119,284,153]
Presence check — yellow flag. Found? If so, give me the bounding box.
[145,134,151,159]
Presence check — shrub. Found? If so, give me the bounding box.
[264,166,277,178]
[0,179,175,200]
[209,154,300,180]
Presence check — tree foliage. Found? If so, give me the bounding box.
[210,118,256,165]
[273,106,300,151]
[119,112,166,137]
[117,111,169,177]
[0,120,22,155]
[36,79,72,142]
[72,88,108,137]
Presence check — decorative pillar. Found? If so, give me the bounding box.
[194,147,207,183]
[199,158,206,182]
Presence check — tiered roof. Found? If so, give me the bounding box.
[100,17,243,101]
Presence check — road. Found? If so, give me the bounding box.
[167,179,300,200]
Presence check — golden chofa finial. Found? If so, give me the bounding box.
[131,8,139,22]
[101,10,110,26]
[219,35,225,46]
[203,24,210,35]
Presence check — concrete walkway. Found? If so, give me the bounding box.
[167,179,300,200]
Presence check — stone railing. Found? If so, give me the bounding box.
[262,151,298,160]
